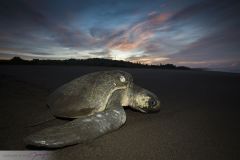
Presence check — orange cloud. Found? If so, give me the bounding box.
[127,55,169,64]
[149,13,171,25]
[108,30,153,51]
[107,12,171,52]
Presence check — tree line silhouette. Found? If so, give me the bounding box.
[0,56,191,70]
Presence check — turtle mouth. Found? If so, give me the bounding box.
[138,108,147,113]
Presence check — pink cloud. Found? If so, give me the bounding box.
[107,12,171,52]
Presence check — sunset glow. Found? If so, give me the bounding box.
[0,0,240,72]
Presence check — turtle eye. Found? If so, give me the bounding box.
[119,75,126,82]
[148,98,157,107]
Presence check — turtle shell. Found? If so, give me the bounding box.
[47,70,133,118]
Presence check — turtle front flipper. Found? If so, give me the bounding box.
[24,98,126,148]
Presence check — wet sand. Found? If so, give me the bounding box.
[0,65,239,160]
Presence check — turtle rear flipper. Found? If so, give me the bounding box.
[24,92,126,148]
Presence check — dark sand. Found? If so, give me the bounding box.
[0,65,239,160]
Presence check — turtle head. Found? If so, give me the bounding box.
[126,84,160,113]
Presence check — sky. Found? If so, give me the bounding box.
[0,0,240,72]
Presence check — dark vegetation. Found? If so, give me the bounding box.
[0,56,191,70]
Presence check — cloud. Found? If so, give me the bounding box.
[126,54,169,64]
[0,0,172,58]
[164,25,240,68]
[87,49,111,58]
[166,0,240,29]
[0,0,45,25]
[51,25,96,49]
[0,0,100,52]
[0,0,240,72]
[106,12,171,52]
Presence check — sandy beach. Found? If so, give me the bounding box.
[0,65,239,160]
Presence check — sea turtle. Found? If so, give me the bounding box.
[25,70,160,148]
